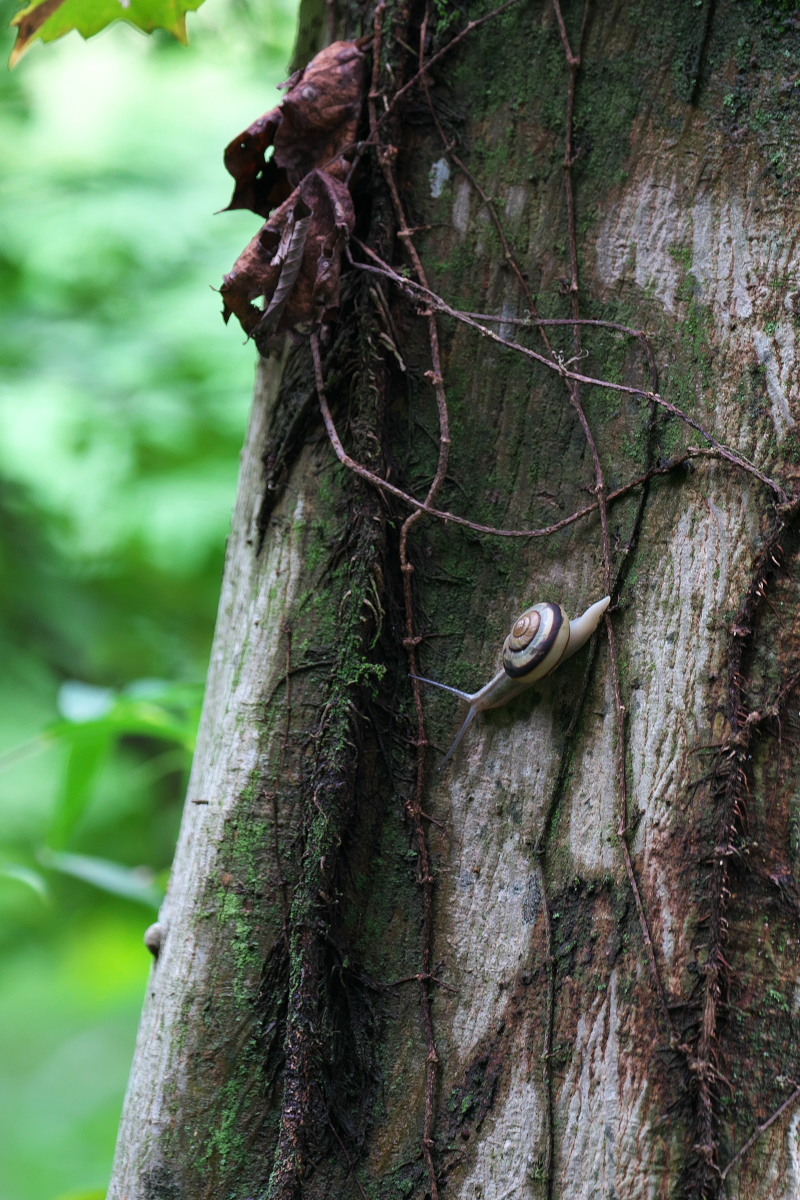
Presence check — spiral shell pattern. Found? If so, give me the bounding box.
[502,602,570,680]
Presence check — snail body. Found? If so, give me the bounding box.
[412,595,610,768]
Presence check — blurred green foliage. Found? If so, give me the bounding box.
[0,1,297,1195]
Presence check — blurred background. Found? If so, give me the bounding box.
[0,1,298,1195]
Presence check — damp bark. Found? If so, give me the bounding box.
[109,3,800,1199]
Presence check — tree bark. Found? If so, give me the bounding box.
[110,3,800,1198]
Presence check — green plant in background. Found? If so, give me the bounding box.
[0,1,298,1196]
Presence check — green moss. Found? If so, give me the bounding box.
[199,1080,247,1167]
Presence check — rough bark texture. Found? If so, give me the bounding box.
[110,3,800,1199]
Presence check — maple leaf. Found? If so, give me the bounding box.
[9,0,204,67]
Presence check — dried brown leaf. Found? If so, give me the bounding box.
[221,169,355,345]
[223,41,365,216]
[220,40,365,346]
[258,206,311,335]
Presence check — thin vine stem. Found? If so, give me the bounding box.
[350,244,787,503]
[314,336,692,536]
[372,0,525,137]
[367,8,450,1193]
[720,1083,800,1181]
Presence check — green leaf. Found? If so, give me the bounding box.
[48,722,114,849]
[1,678,198,849]
[103,695,199,749]
[39,847,163,908]
[54,678,199,745]
[10,0,206,67]
[0,861,50,901]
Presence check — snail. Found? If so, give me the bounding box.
[144,921,165,959]
[412,596,610,768]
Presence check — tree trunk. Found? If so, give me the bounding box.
[109,2,800,1198]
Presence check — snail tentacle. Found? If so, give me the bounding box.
[409,674,474,704]
[436,703,480,770]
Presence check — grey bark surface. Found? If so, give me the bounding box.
[110,3,800,1199]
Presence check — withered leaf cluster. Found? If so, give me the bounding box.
[220,41,366,348]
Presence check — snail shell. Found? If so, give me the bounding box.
[502,603,570,681]
[411,595,610,767]
[144,921,165,959]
